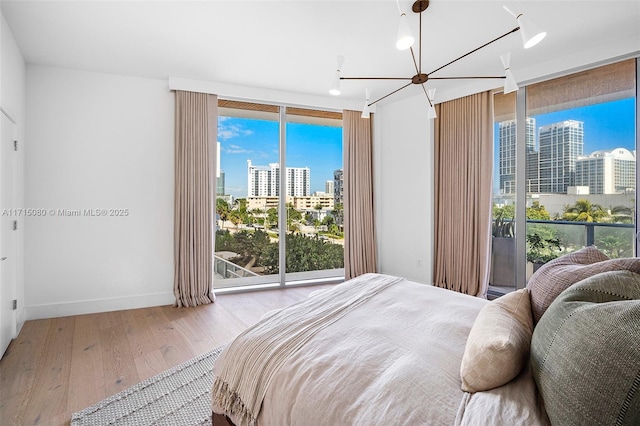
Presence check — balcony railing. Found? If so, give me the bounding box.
[490,219,635,293]
[214,255,259,279]
[525,219,635,259]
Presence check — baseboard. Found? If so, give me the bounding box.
[25,292,176,320]
[16,307,26,337]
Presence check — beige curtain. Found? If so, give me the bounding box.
[433,92,493,297]
[343,110,377,280]
[174,91,217,307]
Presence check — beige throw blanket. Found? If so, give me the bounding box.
[211,273,403,426]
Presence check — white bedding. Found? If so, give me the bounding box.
[212,273,549,425]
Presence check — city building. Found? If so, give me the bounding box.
[246,194,334,213]
[498,118,536,194]
[216,170,225,196]
[286,166,310,197]
[216,142,225,195]
[575,147,636,194]
[247,160,310,197]
[246,196,281,211]
[497,119,632,196]
[526,151,540,193]
[333,169,344,206]
[291,193,334,211]
[538,120,584,193]
[325,180,334,195]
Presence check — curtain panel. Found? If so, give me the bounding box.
[174,90,217,307]
[343,110,377,280]
[433,91,493,297]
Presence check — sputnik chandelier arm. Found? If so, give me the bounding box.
[331,0,546,115]
[424,26,520,77]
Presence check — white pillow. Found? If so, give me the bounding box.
[460,288,533,393]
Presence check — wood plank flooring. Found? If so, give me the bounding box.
[0,284,334,426]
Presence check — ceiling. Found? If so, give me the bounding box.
[2,0,639,107]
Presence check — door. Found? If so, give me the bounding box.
[0,111,17,358]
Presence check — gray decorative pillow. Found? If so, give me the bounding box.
[530,270,640,426]
[527,246,618,323]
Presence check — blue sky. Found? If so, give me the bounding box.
[532,98,635,153]
[218,98,635,199]
[218,116,343,198]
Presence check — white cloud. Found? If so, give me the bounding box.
[218,121,254,141]
[223,144,253,155]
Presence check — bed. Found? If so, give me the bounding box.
[211,249,640,426]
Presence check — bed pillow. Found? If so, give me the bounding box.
[530,270,640,426]
[527,246,615,323]
[460,288,533,393]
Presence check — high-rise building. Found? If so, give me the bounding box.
[539,120,584,194]
[247,160,309,197]
[325,180,334,195]
[526,151,540,193]
[216,142,221,178]
[216,141,225,195]
[575,148,635,194]
[216,170,225,196]
[247,160,276,197]
[333,169,343,206]
[286,166,310,197]
[498,118,536,194]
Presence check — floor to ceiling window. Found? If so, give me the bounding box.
[284,108,344,282]
[490,91,517,294]
[490,58,638,295]
[524,60,637,280]
[214,101,344,289]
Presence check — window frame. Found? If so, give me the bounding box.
[215,100,345,291]
[510,57,640,290]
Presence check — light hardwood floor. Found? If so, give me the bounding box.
[0,284,334,426]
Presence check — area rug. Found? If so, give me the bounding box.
[71,345,224,425]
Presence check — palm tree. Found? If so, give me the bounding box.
[610,205,634,223]
[332,203,344,230]
[229,210,242,230]
[562,199,608,222]
[313,203,323,234]
[252,208,265,228]
[266,208,278,231]
[216,198,231,230]
[286,203,302,232]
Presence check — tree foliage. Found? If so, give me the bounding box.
[526,201,550,220]
[492,204,514,238]
[216,198,231,229]
[266,208,278,230]
[215,229,344,273]
[597,228,633,258]
[610,205,634,224]
[562,199,608,222]
[490,199,634,271]
[262,233,344,273]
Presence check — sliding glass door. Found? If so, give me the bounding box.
[489,58,638,295]
[490,91,518,294]
[214,103,280,288]
[214,101,344,289]
[524,60,637,279]
[284,109,344,282]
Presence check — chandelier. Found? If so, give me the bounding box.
[330,1,547,118]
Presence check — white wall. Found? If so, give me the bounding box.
[374,93,434,284]
[25,65,174,319]
[1,11,27,332]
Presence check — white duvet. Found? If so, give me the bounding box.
[212,274,549,425]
